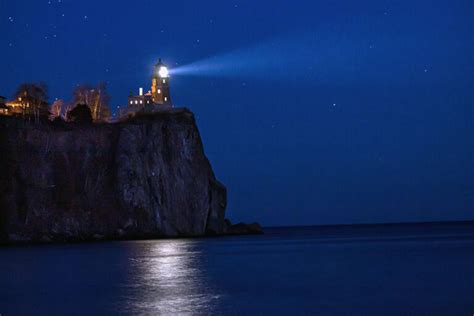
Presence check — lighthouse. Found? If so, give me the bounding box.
[151,58,172,105]
[126,58,173,115]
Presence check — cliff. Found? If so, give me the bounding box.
[0,109,233,244]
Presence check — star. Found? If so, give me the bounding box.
[332,103,336,107]
[424,68,428,73]
[8,16,14,22]
[84,15,88,20]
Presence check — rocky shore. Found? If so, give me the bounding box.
[0,109,262,245]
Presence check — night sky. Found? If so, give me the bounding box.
[1,0,473,226]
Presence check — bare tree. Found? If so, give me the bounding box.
[49,99,64,120]
[72,83,111,122]
[14,82,49,121]
[61,101,74,120]
[50,99,75,121]
[72,84,94,106]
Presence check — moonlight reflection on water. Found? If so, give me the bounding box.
[1,227,474,315]
[122,240,220,315]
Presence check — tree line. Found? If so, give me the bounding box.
[12,82,112,123]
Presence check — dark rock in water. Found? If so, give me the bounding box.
[0,109,235,244]
[225,220,263,235]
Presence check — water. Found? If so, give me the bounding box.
[1,224,474,315]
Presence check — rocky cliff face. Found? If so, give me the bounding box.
[0,109,227,243]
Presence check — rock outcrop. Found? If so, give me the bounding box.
[224,220,263,235]
[0,109,234,244]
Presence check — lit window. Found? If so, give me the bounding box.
[164,97,168,101]
[158,89,161,94]
[140,100,143,104]
[135,100,138,104]
[147,101,150,104]
[162,79,166,84]
[130,101,133,105]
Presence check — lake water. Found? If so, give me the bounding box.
[1,224,474,315]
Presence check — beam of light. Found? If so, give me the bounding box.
[169,26,453,85]
[170,33,318,80]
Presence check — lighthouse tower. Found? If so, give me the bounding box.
[151,58,172,106]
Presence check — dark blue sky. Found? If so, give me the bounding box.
[1,0,473,226]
